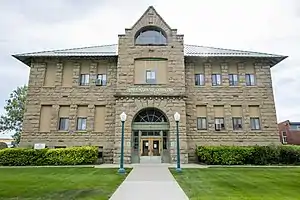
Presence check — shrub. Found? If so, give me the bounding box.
[0,142,8,149]
[0,146,98,166]
[196,145,300,165]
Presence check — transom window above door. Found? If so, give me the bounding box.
[134,108,168,122]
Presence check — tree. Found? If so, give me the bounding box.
[0,85,27,144]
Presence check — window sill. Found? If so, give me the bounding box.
[250,129,262,132]
[197,129,208,132]
[134,44,167,46]
[57,131,69,133]
[42,86,55,88]
[214,130,227,133]
[134,83,167,86]
[195,85,206,87]
[232,130,244,132]
[75,130,88,133]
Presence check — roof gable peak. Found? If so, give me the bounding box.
[130,6,172,31]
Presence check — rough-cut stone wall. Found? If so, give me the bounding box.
[185,57,280,161]
[114,6,187,164]
[113,97,188,164]
[20,6,281,164]
[21,58,117,163]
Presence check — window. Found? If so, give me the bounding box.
[232,117,242,130]
[146,70,156,84]
[215,118,225,131]
[250,117,260,130]
[245,74,256,86]
[96,74,107,86]
[77,118,87,131]
[197,117,207,130]
[135,27,167,45]
[212,74,222,86]
[80,74,89,86]
[229,74,239,86]
[195,74,205,86]
[55,146,66,149]
[58,118,69,131]
[281,131,287,144]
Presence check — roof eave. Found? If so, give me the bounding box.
[270,56,288,67]
[12,55,119,67]
[184,55,288,67]
[12,55,31,66]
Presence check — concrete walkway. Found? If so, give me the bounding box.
[109,164,189,200]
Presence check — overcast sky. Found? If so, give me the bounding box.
[0,0,299,137]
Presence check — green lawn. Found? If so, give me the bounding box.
[170,167,300,200]
[0,167,131,200]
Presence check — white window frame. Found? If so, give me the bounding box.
[58,117,69,131]
[77,117,87,131]
[80,74,90,86]
[281,131,287,144]
[96,74,107,86]
[229,74,239,86]
[195,74,205,86]
[211,74,222,86]
[250,117,261,130]
[215,118,225,131]
[232,117,243,130]
[197,117,207,130]
[146,70,156,84]
[245,74,256,86]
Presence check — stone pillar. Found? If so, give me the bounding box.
[207,104,215,131]
[224,104,232,130]
[238,63,245,85]
[51,105,59,132]
[70,104,78,132]
[221,63,229,85]
[204,63,211,86]
[72,63,80,87]
[90,63,98,86]
[87,104,95,132]
[55,63,63,86]
[243,104,250,131]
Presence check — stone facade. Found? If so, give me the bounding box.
[19,6,282,164]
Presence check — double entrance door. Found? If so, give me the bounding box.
[140,138,161,157]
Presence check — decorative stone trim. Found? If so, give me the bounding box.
[114,94,187,100]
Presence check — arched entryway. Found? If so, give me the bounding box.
[131,107,170,163]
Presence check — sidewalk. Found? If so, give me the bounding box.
[109,164,189,200]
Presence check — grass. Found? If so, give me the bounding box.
[170,167,300,200]
[0,167,131,200]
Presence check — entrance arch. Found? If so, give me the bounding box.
[131,107,170,163]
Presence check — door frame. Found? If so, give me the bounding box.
[140,138,161,156]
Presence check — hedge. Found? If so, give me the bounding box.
[0,146,98,166]
[196,145,300,165]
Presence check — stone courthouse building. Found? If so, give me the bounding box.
[13,6,287,164]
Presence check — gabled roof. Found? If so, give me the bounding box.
[130,6,172,31]
[13,44,287,67]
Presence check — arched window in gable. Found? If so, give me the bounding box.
[135,26,167,45]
